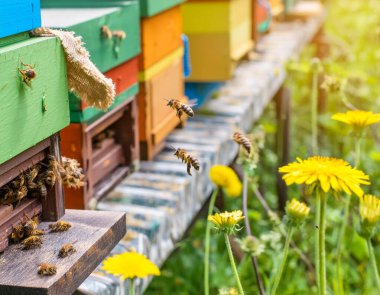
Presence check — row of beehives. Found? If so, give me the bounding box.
[76,9,326,294]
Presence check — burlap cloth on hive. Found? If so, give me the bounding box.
[31,28,115,111]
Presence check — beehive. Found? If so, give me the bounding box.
[182,0,253,81]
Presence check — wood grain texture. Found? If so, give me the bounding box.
[42,4,140,72]
[0,37,69,164]
[0,0,41,38]
[0,209,126,295]
[140,6,182,70]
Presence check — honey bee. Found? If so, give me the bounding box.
[58,243,77,258]
[23,212,42,237]
[43,169,57,188]
[22,235,42,250]
[233,132,252,155]
[112,30,126,40]
[11,224,25,243]
[38,263,57,276]
[0,175,28,205]
[166,99,195,121]
[25,165,41,190]
[49,220,72,232]
[101,26,112,39]
[19,62,37,87]
[172,147,200,176]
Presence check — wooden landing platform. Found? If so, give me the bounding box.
[0,209,126,295]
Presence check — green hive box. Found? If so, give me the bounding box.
[41,2,140,73]
[41,0,185,17]
[0,35,69,164]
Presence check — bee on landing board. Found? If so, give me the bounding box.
[38,263,57,276]
[58,243,77,258]
[22,235,42,250]
[19,62,37,87]
[49,220,72,232]
[172,147,200,176]
[165,99,196,121]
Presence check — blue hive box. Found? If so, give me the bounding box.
[185,82,224,109]
[0,0,41,39]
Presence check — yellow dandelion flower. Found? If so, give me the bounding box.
[208,210,244,234]
[332,110,380,129]
[209,165,242,197]
[102,252,160,279]
[278,156,370,197]
[359,194,380,227]
[286,199,310,224]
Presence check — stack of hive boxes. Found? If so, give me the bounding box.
[182,0,254,107]
[0,1,125,293]
[41,1,141,209]
[138,0,186,160]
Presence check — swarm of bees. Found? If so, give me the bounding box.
[166,99,195,121]
[0,156,84,206]
[233,131,252,155]
[38,263,57,276]
[172,147,200,176]
[19,62,37,87]
[58,243,76,258]
[49,220,72,232]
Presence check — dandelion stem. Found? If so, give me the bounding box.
[354,136,362,168]
[318,191,327,295]
[315,191,321,291]
[367,238,380,292]
[225,233,245,295]
[204,188,219,295]
[336,195,350,295]
[129,278,135,295]
[311,60,319,155]
[271,225,294,295]
[243,173,266,295]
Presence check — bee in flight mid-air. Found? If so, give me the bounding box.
[166,98,196,121]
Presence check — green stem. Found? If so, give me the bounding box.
[271,225,294,295]
[315,192,321,291]
[204,188,219,295]
[311,62,319,155]
[354,136,362,168]
[367,238,380,292]
[336,195,350,295]
[224,234,245,295]
[318,192,327,295]
[129,278,135,295]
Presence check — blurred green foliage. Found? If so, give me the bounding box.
[146,1,380,294]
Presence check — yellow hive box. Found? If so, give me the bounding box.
[182,0,253,81]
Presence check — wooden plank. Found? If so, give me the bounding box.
[0,209,126,295]
[0,37,69,164]
[0,0,41,38]
[140,0,185,17]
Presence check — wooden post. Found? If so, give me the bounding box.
[275,87,291,212]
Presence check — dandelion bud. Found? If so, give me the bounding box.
[286,199,310,225]
[358,195,380,238]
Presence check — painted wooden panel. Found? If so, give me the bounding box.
[0,0,41,38]
[0,37,69,164]
[182,0,251,34]
[69,57,139,123]
[41,3,140,72]
[140,0,185,17]
[138,54,184,159]
[140,6,182,70]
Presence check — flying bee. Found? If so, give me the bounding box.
[233,131,252,155]
[11,224,25,243]
[38,263,57,276]
[49,220,72,232]
[22,235,42,250]
[58,243,77,258]
[19,62,37,87]
[101,25,112,39]
[172,147,200,176]
[166,99,195,121]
